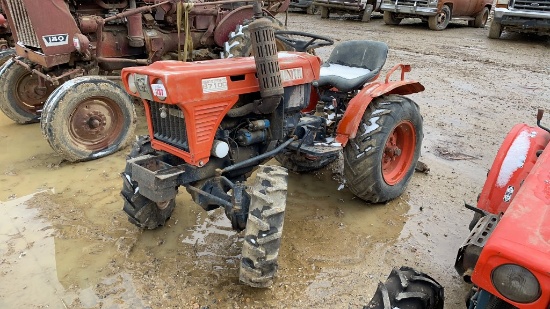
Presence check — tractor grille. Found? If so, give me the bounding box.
[511,0,550,11]
[4,0,41,48]
[149,101,189,151]
[385,0,430,7]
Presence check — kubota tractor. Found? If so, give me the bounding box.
[0,0,288,162]
[119,2,425,287]
[455,109,550,308]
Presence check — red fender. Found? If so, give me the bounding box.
[477,124,550,215]
[335,64,424,146]
[213,5,286,47]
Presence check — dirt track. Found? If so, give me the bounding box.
[1,12,550,309]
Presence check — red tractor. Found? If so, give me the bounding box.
[455,109,550,308]
[119,4,425,287]
[0,0,287,162]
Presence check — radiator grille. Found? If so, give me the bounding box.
[149,101,189,151]
[5,0,40,48]
[383,0,430,7]
[511,0,550,11]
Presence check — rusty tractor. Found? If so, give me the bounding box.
[118,0,425,287]
[0,0,288,162]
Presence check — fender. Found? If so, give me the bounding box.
[477,124,550,215]
[335,64,424,145]
[213,5,285,46]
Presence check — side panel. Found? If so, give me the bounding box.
[477,124,550,215]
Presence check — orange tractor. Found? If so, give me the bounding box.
[455,110,550,308]
[119,3,425,287]
[0,0,287,162]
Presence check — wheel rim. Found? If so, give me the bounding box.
[68,96,124,151]
[14,72,53,115]
[437,11,448,26]
[382,121,416,185]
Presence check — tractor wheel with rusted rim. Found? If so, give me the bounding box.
[343,95,422,203]
[240,165,288,288]
[222,16,288,58]
[0,58,56,124]
[121,135,176,230]
[428,5,451,30]
[40,76,136,162]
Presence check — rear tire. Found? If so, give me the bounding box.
[40,76,136,162]
[121,135,176,230]
[240,165,288,288]
[361,4,374,22]
[343,95,422,203]
[488,20,502,39]
[365,266,444,309]
[0,58,56,124]
[468,212,483,231]
[428,5,451,30]
[473,7,489,28]
[383,11,402,25]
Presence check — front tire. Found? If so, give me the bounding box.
[121,136,176,230]
[0,58,56,124]
[40,76,136,162]
[343,95,422,203]
[365,266,444,309]
[488,20,502,39]
[428,5,451,30]
[240,165,288,288]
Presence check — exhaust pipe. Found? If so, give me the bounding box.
[248,2,283,114]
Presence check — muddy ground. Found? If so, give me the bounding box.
[1,12,550,309]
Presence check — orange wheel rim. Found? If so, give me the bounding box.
[382,121,416,185]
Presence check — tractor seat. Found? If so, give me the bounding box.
[317,40,388,92]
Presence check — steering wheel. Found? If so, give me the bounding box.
[274,31,334,52]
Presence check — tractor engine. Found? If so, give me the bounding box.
[0,0,287,70]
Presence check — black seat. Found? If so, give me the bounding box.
[317,40,388,92]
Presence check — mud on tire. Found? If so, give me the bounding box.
[343,95,422,203]
[121,136,176,230]
[0,58,56,124]
[222,16,286,58]
[240,165,288,288]
[365,266,444,309]
[40,76,136,162]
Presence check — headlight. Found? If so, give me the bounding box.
[151,79,167,101]
[127,73,137,94]
[492,264,541,303]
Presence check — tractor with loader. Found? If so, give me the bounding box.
[119,0,426,287]
[0,0,288,162]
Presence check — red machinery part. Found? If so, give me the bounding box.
[121,52,321,167]
[477,124,550,215]
[471,135,550,307]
